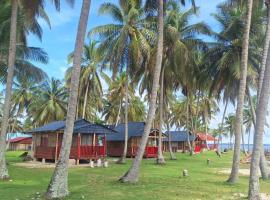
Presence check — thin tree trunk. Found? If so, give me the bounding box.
[167,122,176,160]
[248,36,270,200]
[82,81,90,119]
[228,0,253,184]
[0,0,18,180]
[248,129,251,153]
[117,69,128,164]
[247,86,269,179]
[115,100,122,126]
[218,101,228,153]
[186,97,193,155]
[157,66,165,164]
[241,129,247,156]
[119,0,163,183]
[45,1,91,199]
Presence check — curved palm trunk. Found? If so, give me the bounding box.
[247,86,269,179]
[248,37,270,200]
[186,97,193,155]
[82,81,90,119]
[157,66,165,164]
[45,1,91,199]
[228,0,253,184]
[119,0,164,183]
[0,0,18,180]
[248,129,251,153]
[117,71,128,164]
[218,101,228,153]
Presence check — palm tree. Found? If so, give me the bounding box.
[248,35,270,200]
[224,114,236,149]
[29,78,67,126]
[90,0,152,164]
[119,0,164,183]
[46,1,91,198]
[243,102,253,153]
[0,0,51,180]
[66,40,103,120]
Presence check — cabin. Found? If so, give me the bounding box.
[163,131,195,152]
[194,132,218,153]
[7,137,32,151]
[107,122,161,158]
[26,119,116,163]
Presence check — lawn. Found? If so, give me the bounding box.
[1,151,269,200]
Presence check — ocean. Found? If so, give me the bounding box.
[220,143,270,152]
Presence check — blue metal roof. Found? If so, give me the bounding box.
[163,131,195,142]
[107,122,157,141]
[26,119,116,135]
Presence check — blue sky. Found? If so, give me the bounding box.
[27,0,270,144]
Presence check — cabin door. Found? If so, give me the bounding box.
[40,135,48,147]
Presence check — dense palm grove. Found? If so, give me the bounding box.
[0,0,270,199]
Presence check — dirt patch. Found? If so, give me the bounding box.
[13,159,112,169]
[218,168,254,176]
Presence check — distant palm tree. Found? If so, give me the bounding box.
[29,78,67,126]
[66,40,103,120]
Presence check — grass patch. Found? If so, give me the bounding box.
[1,151,269,200]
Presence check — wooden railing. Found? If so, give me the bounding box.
[131,146,158,158]
[35,145,105,160]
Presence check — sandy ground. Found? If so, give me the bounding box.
[218,168,258,176]
[13,159,114,168]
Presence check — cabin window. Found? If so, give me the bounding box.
[81,135,92,145]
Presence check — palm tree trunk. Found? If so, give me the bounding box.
[157,66,165,164]
[241,128,247,156]
[186,97,193,155]
[115,100,122,126]
[248,129,251,153]
[167,122,176,160]
[82,82,90,119]
[45,1,91,199]
[247,86,269,179]
[218,101,228,153]
[248,36,270,200]
[119,0,164,183]
[0,0,18,180]
[117,69,128,164]
[258,2,270,99]
[228,0,253,184]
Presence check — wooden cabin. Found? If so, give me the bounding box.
[163,131,195,152]
[107,122,161,158]
[26,119,116,163]
[194,132,218,153]
[8,137,32,151]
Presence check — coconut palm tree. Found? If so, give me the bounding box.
[90,0,152,164]
[28,78,67,126]
[119,0,164,183]
[248,35,270,200]
[46,1,91,198]
[0,0,52,179]
[66,40,103,121]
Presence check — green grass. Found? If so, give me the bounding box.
[1,151,269,200]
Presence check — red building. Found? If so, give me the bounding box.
[27,119,116,163]
[107,122,161,158]
[8,137,32,151]
[194,133,218,153]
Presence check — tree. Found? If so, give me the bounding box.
[45,0,91,199]
[248,33,270,200]
[66,40,103,120]
[29,78,67,126]
[119,0,164,183]
[91,0,152,164]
